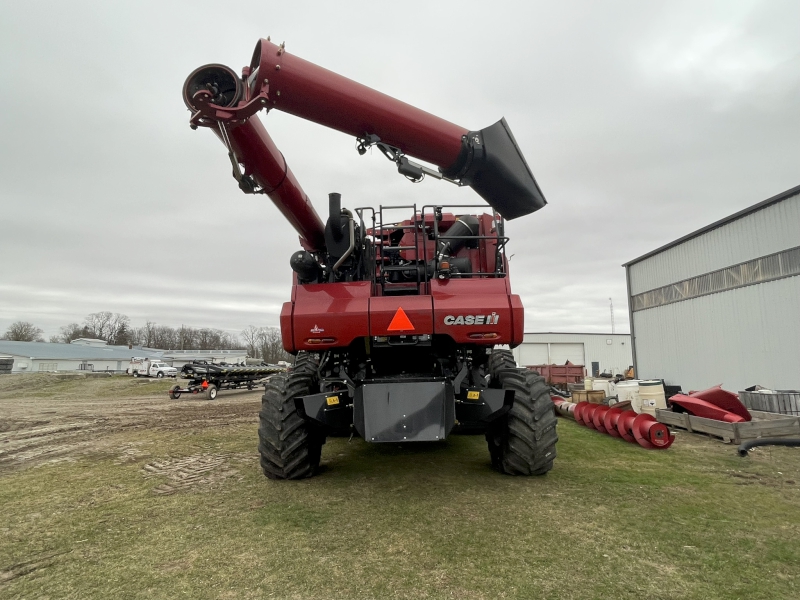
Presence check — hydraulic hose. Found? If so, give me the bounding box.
[737,438,800,457]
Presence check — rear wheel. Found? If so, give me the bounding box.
[488,349,516,384]
[133,371,139,378]
[486,351,558,475]
[258,352,324,480]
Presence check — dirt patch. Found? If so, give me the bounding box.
[143,453,242,495]
[0,551,66,584]
[0,376,263,473]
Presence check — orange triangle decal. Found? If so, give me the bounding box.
[387,307,414,331]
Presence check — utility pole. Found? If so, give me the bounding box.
[609,298,615,334]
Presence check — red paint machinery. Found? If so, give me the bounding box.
[184,39,557,478]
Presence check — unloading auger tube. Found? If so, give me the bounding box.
[182,38,547,251]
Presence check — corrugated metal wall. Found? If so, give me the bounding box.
[632,276,800,391]
[629,192,800,295]
[513,333,632,376]
[627,190,800,392]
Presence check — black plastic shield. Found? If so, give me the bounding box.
[297,391,353,433]
[354,381,455,442]
[444,118,547,220]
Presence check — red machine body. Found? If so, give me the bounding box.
[183,39,557,479]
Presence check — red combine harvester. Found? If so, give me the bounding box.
[183,39,557,479]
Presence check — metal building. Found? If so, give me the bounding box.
[0,341,249,373]
[512,332,633,376]
[0,340,163,373]
[624,184,800,392]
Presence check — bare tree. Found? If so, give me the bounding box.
[3,321,44,342]
[51,315,245,352]
[258,327,291,364]
[133,321,159,348]
[49,323,88,344]
[82,312,131,344]
[241,325,262,359]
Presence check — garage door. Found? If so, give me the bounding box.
[549,343,585,366]
[519,343,548,366]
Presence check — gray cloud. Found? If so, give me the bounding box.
[1,1,798,339]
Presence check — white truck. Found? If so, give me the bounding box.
[127,357,178,379]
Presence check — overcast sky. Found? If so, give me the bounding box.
[1,0,798,341]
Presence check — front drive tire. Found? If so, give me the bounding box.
[258,353,324,480]
[486,354,558,476]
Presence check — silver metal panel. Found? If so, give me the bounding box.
[519,343,548,366]
[632,277,800,392]
[629,192,800,295]
[549,343,585,366]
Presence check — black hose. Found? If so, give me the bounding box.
[737,438,800,457]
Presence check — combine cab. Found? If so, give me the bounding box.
[183,38,557,478]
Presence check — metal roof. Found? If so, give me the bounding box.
[0,341,163,361]
[623,184,800,267]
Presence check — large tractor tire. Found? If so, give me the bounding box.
[486,351,558,475]
[258,352,324,480]
[487,348,516,383]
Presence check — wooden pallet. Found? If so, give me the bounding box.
[572,390,605,404]
[655,409,800,444]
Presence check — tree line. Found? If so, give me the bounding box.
[1,313,291,363]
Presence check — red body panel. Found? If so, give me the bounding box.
[280,301,294,353]
[291,282,371,351]
[370,296,433,336]
[284,274,522,350]
[430,278,514,344]
[509,293,525,347]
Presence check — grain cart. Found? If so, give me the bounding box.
[183,38,557,478]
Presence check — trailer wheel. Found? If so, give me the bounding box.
[486,359,558,476]
[169,384,181,400]
[206,385,218,400]
[258,352,323,480]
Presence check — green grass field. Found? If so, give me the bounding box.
[2,393,799,599]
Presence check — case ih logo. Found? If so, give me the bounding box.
[444,313,499,325]
[310,324,325,334]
